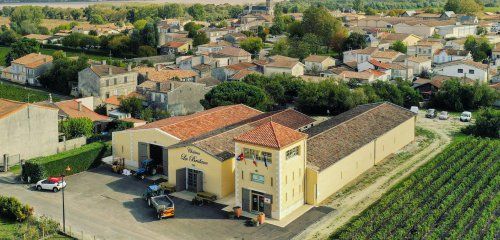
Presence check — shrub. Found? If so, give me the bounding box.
[22,142,111,183]
[0,195,33,222]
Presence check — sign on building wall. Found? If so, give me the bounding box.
[180,147,208,165]
[251,173,265,184]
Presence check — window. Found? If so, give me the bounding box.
[114,78,117,85]
[243,148,272,163]
[469,69,474,74]
[124,76,128,83]
[106,79,109,86]
[458,69,463,73]
[286,146,300,159]
[251,173,265,184]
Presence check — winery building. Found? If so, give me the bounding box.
[111,102,416,220]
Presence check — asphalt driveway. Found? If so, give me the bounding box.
[0,165,331,240]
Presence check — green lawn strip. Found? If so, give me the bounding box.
[0,217,17,239]
[0,83,61,102]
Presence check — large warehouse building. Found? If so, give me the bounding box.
[112,102,416,220]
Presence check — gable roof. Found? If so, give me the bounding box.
[234,121,308,149]
[135,67,197,82]
[368,59,392,69]
[216,46,251,57]
[436,59,489,70]
[89,65,130,77]
[435,48,470,56]
[132,104,262,141]
[55,100,109,122]
[306,102,415,171]
[304,55,333,63]
[12,53,53,68]
[371,50,402,59]
[0,98,28,119]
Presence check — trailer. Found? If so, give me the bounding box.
[148,194,175,220]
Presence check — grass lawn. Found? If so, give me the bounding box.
[0,217,73,240]
[0,46,122,66]
[0,83,61,103]
[484,6,500,12]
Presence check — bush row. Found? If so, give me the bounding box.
[0,195,33,222]
[22,142,111,183]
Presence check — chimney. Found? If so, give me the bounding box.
[102,60,107,65]
[156,82,161,91]
[108,66,112,75]
[77,101,82,111]
[127,63,132,72]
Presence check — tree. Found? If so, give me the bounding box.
[296,80,357,115]
[137,45,157,57]
[193,31,209,47]
[39,55,89,94]
[70,9,83,20]
[201,81,270,111]
[184,22,203,38]
[301,6,346,47]
[10,6,43,26]
[343,32,367,51]
[119,97,144,118]
[430,79,498,111]
[6,38,40,65]
[133,19,148,30]
[187,4,206,21]
[395,80,422,108]
[140,108,154,122]
[0,28,19,46]
[59,117,94,139]
[159,4,185,19]
[464,36,492,62]
[444,0,482,14]
[240,37,263,57]
[390,40,407,53]
[371,81,404,106]
[140,22,158,47]
[462,108,500,138]
[270,38,289,56]
[353,0,364,12]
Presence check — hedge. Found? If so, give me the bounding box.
[0,196,33,222]
[22,142,111,183]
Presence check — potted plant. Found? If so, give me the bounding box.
[257,212,265,224]
[233,206,242,218]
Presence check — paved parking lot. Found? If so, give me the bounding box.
[0,165,332,240]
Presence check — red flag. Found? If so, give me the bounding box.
[237,153,244,161]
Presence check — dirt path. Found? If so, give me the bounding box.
[297,114,464,240]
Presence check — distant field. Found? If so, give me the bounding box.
[0,82,61,102]
[0,0,277,8]
[484,6,500,12]
[331,136,499,239]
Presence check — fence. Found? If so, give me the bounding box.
[1,154,21,172]
[57,137,87,153]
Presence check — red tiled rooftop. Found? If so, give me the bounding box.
[55,100,109,122]
[234,121,308,149]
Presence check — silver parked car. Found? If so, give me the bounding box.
[438,111,449,120]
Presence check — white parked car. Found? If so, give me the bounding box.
[438,111,449,120]
[460,111,472,122]
[410,106,419,114]
[36,177,66,192]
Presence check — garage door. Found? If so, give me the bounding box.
[138,142,148,161]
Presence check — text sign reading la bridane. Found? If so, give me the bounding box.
[181,147,208,165]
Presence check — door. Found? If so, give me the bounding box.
[195,171,203,193]
[242,188,250,212]
[138,142,148,161]
[187,169,200,192]
[176,168,186,191]
[162,148,168,178]
[251,191,265,213]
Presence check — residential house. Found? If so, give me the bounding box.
[211,62,258,81]
[342,47,378,65]
[413,75,476,100]
[394,20,456,37]
[358,59,412,80]
[210,47,252,65]
[407,40,443,58]
[157,19,185,46]
[459,15,479,25]
[24,34,54,44]
[336,69,389,83]
[433,60,493,83]
[378,33,422,50]
[54,99,110,132]
[1,53,53,86]
[405,56,432,76]
[196,41,232,54]
[135,67,198,85]
[160,40,193,55]
[204,28,235,42]
[370,50,403,63]
[304,55,335,73]
[444,38,467,50]
[433,49,472,64]
[440,11,456,20]
[78,62,138,100]
[492,43,500,67]
[0,99,59,162]
[263,55,304,76]
[223,33,248,45]
[435,24,477,39]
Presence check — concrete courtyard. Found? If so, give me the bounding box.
[0,165,332,240]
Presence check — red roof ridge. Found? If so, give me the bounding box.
[235,121,307,149]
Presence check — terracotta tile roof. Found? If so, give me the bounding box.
[103,95,121,106]
[269,55,299,62]
[89,65,130,77]
[197,77,220,87]
[170,108,315,160]
[135,67,197,82]
[415,40,443,47]
[430,75,475,88]
[437,59,489,71]
[379,33,420,42]
[25,34,52,41]
[12,53,53,68]
[226,62,256,71]
[490,82,500,90]
[304,55,332,63]
[216,46,251,57]
[0,98,28,119]
[339,70,373,80]
[371,50,402,59]
[163,41,189,48]
[234,121,307,149]
[266,56,303,69]
[386,63,407,70]
[133,104,262,140]
[306,102,415,171]
[366,69,386,77]
[231,69,257,80]
[352,47,378,55]
[407,56,431,63]
[434,49,470,56]
[55,100,109,122]
[198,41,231,48]
[368,59,391,69]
